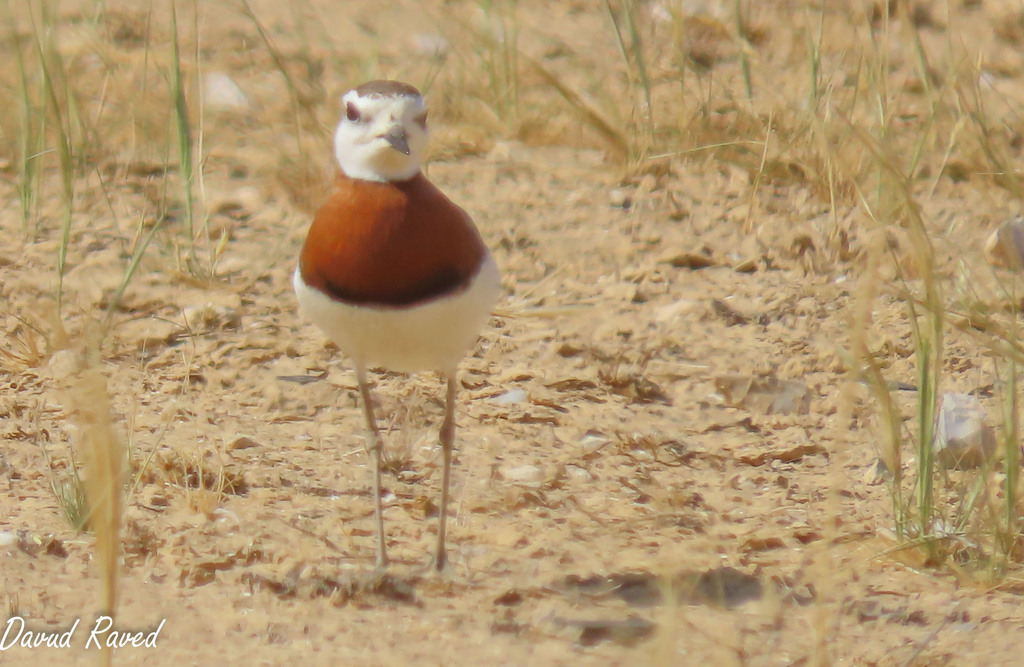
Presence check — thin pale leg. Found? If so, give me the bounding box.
[355,364,388,568]
[436,372,458,571]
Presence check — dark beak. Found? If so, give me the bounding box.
[382,127,410,155]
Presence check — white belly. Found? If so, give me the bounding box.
[293,254,500,374]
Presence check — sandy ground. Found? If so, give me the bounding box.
[4,0,1024,664]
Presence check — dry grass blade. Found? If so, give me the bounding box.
[520,51,628,155]
[847,117,946,554]
[27,2,76,310]
[446,8,628,155]
[169,0,199,275]
[67,365,123,665]
[603,0,653,156]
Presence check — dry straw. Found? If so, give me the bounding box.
[67,362,123,667]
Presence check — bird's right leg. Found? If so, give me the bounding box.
[355,364,388,568]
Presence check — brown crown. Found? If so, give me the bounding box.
[353,80,422,99]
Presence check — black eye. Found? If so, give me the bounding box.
[415,111,427,128]
[346,102,361,122]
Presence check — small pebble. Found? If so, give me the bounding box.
[203,72,250,112]
[493,389,527,405]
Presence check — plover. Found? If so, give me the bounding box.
[293,80,500,570]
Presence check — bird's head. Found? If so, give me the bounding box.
[334,80,429,183]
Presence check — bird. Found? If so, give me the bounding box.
[293,80,500,571]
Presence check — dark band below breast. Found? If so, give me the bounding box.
[320,265,472,309]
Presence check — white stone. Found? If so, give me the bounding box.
[493,389,527,405]
[933,393,997,469]
[203,72,249,112]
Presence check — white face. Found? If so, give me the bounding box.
[334,91,429,182]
